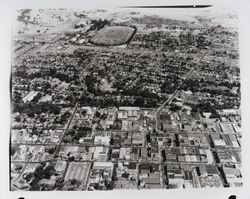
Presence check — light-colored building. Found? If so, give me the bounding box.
[94,135,110,145]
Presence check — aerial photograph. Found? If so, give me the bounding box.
[10,5,241,191]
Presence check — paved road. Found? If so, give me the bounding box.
[53,47,105,158]
[53,102,79,158]
[155,49,209,131]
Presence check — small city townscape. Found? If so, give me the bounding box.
[10,7,241,191]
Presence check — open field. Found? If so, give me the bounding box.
[90,25,136,46]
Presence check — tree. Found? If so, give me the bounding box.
[54,177,64,190]
[95,111,101,118]
[100,113,107,120]
[49,105,61,115]
[14,115,21,122]
[121,172,130,178]
[81,109,87,116]
[43,164,55,179]
[68,156,75,162]
[47,147,56,155]
[64,135,72,143]
[104,180,114,190]
[24,172,34,182]
[27,112,35,118]
[29,178,41,190]
[70,179,78,185]
[68,129,76,136]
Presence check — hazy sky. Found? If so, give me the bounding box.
[5,0,238,11]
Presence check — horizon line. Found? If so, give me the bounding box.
[121,5,212,9]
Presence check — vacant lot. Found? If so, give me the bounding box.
[90,26,136,46]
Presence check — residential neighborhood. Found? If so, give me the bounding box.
[10,8,241,191]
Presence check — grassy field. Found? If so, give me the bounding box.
[90,25,136,46]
